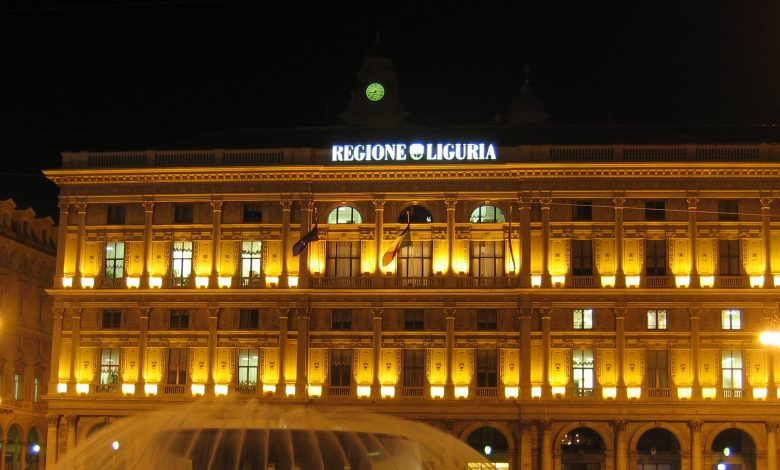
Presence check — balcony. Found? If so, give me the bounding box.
[647,388,671,398]
[722,388,744,398]
[170,277,192,288]
[718,276,745,288]
[569,276,596,287]
[383,277,445,288]
[645,276,669,288]
[456,277,520,288]
[239,277,263,288]
[401,386,425,398]
[98,277,124,288]
[575,387,594,397]
[311,277,372,288]
[164,384,186,396]
[95,384,117,394]
[327,386,351,397]
[233,384,257,396]
[475,387,498,398]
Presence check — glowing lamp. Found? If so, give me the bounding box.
[262,384,276,395]
[287,276,299,288]
[31,444,40,454]
[760,331,780,347]
[356,385,371,398]
[504,386,519,399]
[777,388,780,399]
[380,385,396,398]
[625,275,640,288]
[214,384,228,396]
[699,275,715,288]
[57,383,68,394]
[148,276,163,289]
[308,385,322,397]
[753,387,768,400]
[194,276,209,289]
[531,275,542,288]
[677,387,692,399]
[191,384,205,396]
[121,383,135,396]
[552,386,566,397]
[627,387,642,400]
[217,276,232,288]
[675,275,690,288]
[76,383,90,395]
[551,275,566,287]
[750,275,765,288]
[112,441,120,451]
[80,277,94,289]
[602,387,617,399]
[265,276,279,287]
[531,386,542,398]
[144,384,158,396]
[430,386,445,399]
[774,275,780,287]
[702,387,716,400]
[61,276,73,288]
[285,384,296,397]
[454,386,469,399]
[600,275,616,288]
[125,277,140,289]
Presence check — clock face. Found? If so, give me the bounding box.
[365,82,385,101]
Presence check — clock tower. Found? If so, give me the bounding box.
[340,39,408,128]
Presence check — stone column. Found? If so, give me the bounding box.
[444,308,456,399]
[540,197,552,287]
[65,415,78,456]
[540,421,552,470]
[690,421,702,470]
[206,306,219,396]
[280,199,292,288]
[49,307,64,393]
[686,193,700,288]
[540,306,552,398]
[519,421,533,470]
[276,305,289,397]
[445,197,458,275]
[68,308,82,393]
[761,195,773,286]
[135,306,150,396]
[519,193,532,288]
[767,422,778,470]
[371,306,383,398]
[519,304,532,399]
[372,198,386,275]
[209,200,223,287]
[615,307,627,399]
[689,307,701,398]
[54,198,69,285]
[141,201,154,288]
[45,415,59,470]
[613,195,626,288]
[19,438,26,470]
[296,303,310,398]
[73,202,87,286]
[298,197,313,288]
[615,421,627,470]
[0,432,5,470]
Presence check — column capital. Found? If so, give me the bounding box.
[207,306,220,319]
[612,193,626,208]
[74,202,88,213]
[47,415,60,426]
[137,304,151,318]
[444,307,456,319]
[280,199,293,210]
[537,419,553,431]
[372,198,386,210]
[65,415,79,426]
[539,306,552,319]
[612,420,627,432]
[209,199,223,211]
[277,304,291,317]
[445,197,458,210]
[539,197,552,207]
[69,307,83,319]
[686,192,700,210]
[614,306,627,319]
[687,306,700,320]
[371,306,384,319]
[517,191,533,207]
[689,420,702,432]
[58,197,70,212]
[767,421,779,432]
[141,200,155,212]
[761,194,774,210]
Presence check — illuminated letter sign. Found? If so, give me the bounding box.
[331,142,497,163]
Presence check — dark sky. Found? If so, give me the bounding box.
[1,1,779,218]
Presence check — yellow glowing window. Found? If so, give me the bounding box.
[721,309,741,330]
[104,241,125,278]
[327,206,362,224]
[469,205,505,223]
[647,309,667,330]
[573,309,593,330]
[241,241,263,278]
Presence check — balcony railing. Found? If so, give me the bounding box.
[401,386,425,398]
[476,387,498,398]
[240,277,263,288]
[383,277,444,288]
[311,277,372,288]
[723,388,744,398]
[645,276,669,288]
[233,384,257,396]
[164,384,186,395]
[575,387,594,397]
[95,384,117,394]
[99,277,124,288]
[327,386,351,397]
[569,276,595,287]
[456,277,520,288]
[647,388,671,398]
[170,277,192,288]
[718,276,744,288]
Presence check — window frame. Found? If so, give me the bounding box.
[106,205,126,225]
[571,239,594,276]
[331,309,353,331]
[326,241,361,278]
[721,349,743,392]
[476,349,498,388]
[470,241,505,278]
[573,200,593,221]
[104,241,125,278]
[644,201,666,221]
[647,309,667,330]
[173,204,194,224]
[238,309,259,330]
[102,309,122,329]
[170,310,190,330]
[240,241,263,278]
[573,308,594,330]
[403,349,425,387]
[167,348,189,385]
[330,349,352,387]
[721,309,741,330]
[572,349,595,394]
[645,239,668,276]
[171,241,193,280]
[469,205,506,223]
[237,348,259,385]
[327,206,362,224]
[242,203,263,223]
[718,239,741,276]
[476,309,498,331]
[646,350,669,389]
[397,241,433,278]
[718,200,739,221]
[404,309,425,331]
[99,348,120,385]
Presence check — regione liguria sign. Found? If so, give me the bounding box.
[331,142,497,163]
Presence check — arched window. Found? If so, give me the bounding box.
[399,205,432,223]
[327,206,362,224]
[466,426,509,467]
[27,428,41,470]
[6,424,22,470]
[470,205,505,223]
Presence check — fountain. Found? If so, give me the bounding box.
[54,399,492,469]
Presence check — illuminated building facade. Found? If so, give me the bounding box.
[42,138,780,470]
[0,199,56,470]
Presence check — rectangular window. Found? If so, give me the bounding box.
[573,200,592,221]
[647,309,667,330]
[646,350,669,389]
[404,309,425,331]
[572,349,594,395]
[331,309,353,330]
[106,205,126,225]
[571,240,594,276]
[242,204,263,223]
[99,348,120,385]
[104,241,125,278]
[397,241,433,278]
[722,309,741,330]
[240,241,263,278]
[330,349,352,387]
[173,204,194,224]
[167,348,188,385]
[645,240,668,276]
[237,349,259,385]
[476,349,498,387]
[170,310,190,329]
[644,201,666,221]
[326,242,361,277]
[102,310,122,329]
[33,377,40,403]
[403,349,425,387]
[719,240,741,276]
[718,200,739,221]
[722,350,743,393]
[238,309,259,330]
[476,309,497,331]
[469,241,504,277]
[13,373,22,401]
[172,241,193,282]
[573,308,593,330]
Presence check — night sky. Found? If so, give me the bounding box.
[1,1,779,219]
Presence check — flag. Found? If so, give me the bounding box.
[507,205,516,273]
[292,223,319,256]
[382,220,412,267]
